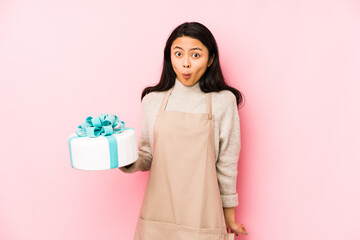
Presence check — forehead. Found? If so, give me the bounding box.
[171,36,207,51]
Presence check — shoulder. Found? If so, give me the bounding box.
[212,90,237,108]
[211,90,238,123]
[141,91,166,113]
[142,91,165,104]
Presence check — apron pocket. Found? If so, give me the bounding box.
[136,217,235,240]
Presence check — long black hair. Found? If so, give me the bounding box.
[141,21,244,108]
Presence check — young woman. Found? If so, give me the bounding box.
[120,21,247,239]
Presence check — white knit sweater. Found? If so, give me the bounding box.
[119,77,241,208]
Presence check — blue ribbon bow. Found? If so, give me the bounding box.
[75,114,125,138]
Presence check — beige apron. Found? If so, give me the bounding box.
[134,87,235,240]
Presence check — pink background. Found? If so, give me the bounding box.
[1,0,360,239]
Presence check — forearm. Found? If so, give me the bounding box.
[223,207,236,224]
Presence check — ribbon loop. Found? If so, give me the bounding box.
[103,125,113,135]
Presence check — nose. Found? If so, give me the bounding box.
[183,56,190,68]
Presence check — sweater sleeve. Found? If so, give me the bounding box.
[119,95,153,173]
[216,92,241,208]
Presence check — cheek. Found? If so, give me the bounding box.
[193,59,208,71]
[171,58,182,71]
[170,56,177,69]
[170,54,177,64]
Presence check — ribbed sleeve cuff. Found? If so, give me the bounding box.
[221,193,239,208]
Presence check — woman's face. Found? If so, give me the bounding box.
[170,36,214,87]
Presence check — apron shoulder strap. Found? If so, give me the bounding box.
[160,87,174,112]
[205,92,212,115]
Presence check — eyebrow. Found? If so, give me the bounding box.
[173,46,203,51]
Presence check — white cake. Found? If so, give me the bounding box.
[68,114,138,170]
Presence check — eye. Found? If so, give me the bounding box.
[193,53,200,58]
[175,52,182,57]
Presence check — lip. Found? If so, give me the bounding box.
[182,73,191,79]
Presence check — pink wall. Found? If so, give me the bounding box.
[1,0,359,239]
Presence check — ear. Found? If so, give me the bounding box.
[208,54,215,67]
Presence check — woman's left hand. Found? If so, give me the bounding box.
[226,220,248,236]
